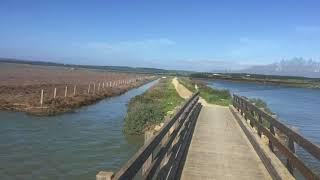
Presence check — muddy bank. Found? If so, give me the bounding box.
[0,79,155,116]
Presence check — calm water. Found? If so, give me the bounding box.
[0,80,158,180]
[207,80,320,176]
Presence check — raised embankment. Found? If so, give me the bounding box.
[123,78,184,135]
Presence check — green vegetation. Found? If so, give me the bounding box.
[249,98,274,115]
[123,78,184,135]
[179,78,231,106]
[179,78,196,92]
[190,73,320,89]
[249,98,274,128]
[199,85,231,106]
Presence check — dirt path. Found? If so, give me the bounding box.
[172,77,192,99]
[172,77,215,107]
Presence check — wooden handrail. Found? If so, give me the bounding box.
[233,94,320,179]
[97,92,202,180]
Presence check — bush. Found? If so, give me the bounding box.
[123,78,184,135]
[249,98,274,115]
[124,102,164,134]
[199,85,231,106]
[249,98,274,128]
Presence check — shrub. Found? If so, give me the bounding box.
[123,78,184,135]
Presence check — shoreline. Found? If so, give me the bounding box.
[191,77,320,89]
[0,78,155,116]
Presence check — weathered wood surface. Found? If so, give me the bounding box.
[233,95,320,179]
[181,105,272,180]
[97,92,201,180]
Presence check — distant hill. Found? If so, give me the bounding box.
[0,58,193,76]
[240,58,320,78]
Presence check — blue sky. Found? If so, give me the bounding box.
[0,0,319,71]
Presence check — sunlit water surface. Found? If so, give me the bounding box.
[0,80,158,180]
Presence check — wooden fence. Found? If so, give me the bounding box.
[233,94,320,180]
[96,92,202,180]
[38,77,149,106]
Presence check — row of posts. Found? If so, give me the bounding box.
[40,77,146,107]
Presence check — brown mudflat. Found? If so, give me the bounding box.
[0,63,151,115]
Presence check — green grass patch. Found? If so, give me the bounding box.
[249,98,274,128]
[198,84,231,106]
[123,78,184,135]
[179,77,196,92]
[179,78,231,106]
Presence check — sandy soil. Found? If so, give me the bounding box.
[172,77,219,107]
[172,77,192,99]
[0,63,154,115]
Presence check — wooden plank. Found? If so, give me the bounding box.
[234,95,320,179]
[165,103,202,180]
[142,100,199,179]
[234,95,320,161]
[112,93,199,179]
[181,105,271,179]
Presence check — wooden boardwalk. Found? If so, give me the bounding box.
[97,78,319,180]
[181,105,272,180]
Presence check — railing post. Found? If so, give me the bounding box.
[241,100,244,116]
[236,97,240,111]
[250,107,255,127]
[269,123,275,152]
[142,130,154,176]
[286,137,295,175]
[258,113,263,137]
[96,171,114,180]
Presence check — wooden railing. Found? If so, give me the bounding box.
[97,92,202,180]
[233,94,320,180]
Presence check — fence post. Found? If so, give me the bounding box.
[53,88,57,99]
[88,84,91,94]
[93,83,96,94]
[64,86,68,97]
[73,85,76,96]
[98,83,100,92]
[102,82,105,89]
[40,89,44,107]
